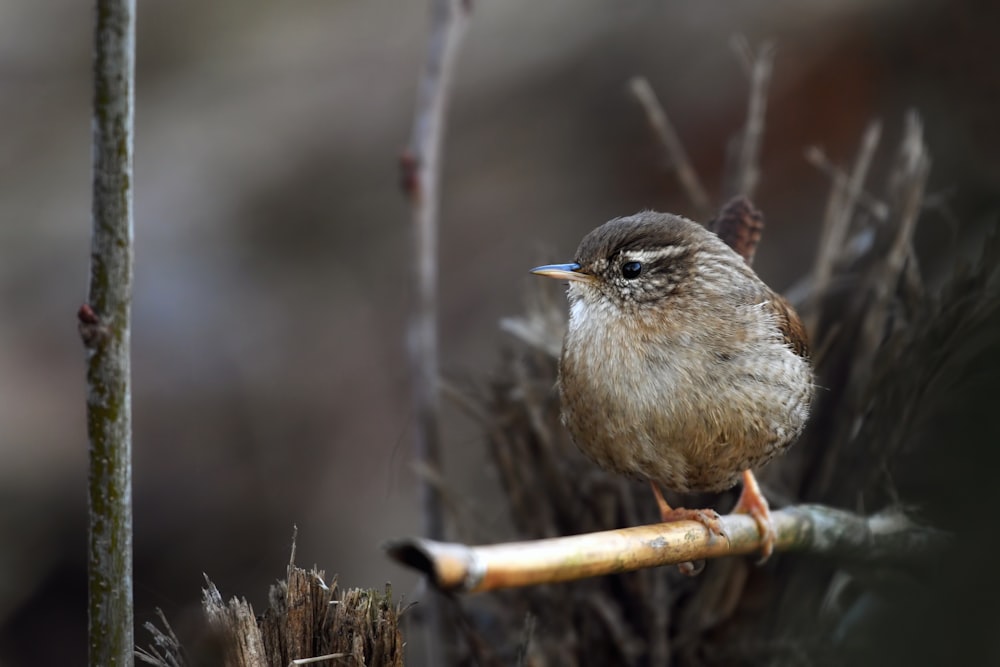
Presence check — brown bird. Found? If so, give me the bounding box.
[532,211,813,561]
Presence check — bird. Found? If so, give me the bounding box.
[531,209,813,562]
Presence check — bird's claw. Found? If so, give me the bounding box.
[659,507,730,546]
[731,470,776,563]
[650,482,730,575]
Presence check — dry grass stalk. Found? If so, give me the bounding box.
[135,609,185,667]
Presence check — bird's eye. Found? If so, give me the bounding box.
[621,261,643,279]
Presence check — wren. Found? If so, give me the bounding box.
[532,211,814,560]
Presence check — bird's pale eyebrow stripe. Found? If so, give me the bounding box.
[620,246,688,263]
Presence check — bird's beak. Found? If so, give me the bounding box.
[530,263,595,283]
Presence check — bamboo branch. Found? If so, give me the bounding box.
[82,1,136,665]
[627,76,712,220]
[385,505,947,593]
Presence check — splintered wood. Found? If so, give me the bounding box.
[201,566,403,667]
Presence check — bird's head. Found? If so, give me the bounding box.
[531,212,729,314]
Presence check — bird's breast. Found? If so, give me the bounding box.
[558,294,812,493]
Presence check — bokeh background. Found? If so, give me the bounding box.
[1,0,997,663]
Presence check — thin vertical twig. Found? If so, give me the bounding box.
[401,0,469,546]
[857,113,929,376]
[730,41,775,200]
[807,121,882,326]
[400,0,470,662]
[627,77,713,220]
[81,0,136,665]
[803,145,889,223]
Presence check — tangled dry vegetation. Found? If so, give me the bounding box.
[442,112,1000,666]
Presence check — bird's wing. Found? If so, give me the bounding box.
[767,293,810,359]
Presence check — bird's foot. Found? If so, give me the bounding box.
[730,469,776,563]
[658,507,728,541]
[650,482,728,576]
[660,507,728,576]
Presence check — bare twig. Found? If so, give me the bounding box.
[515,614,536,667]
[730,41,774,200]
[401,0,470,662]
[628,76,712,219]
[851,112,929,394]
[807,121,883,328]
[804,145,889,223]
[729,34,755,76]
[84,1,136,665]
[402,0,469,544]
[386,505,947,593]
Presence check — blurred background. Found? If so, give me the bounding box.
[1,0,997,663]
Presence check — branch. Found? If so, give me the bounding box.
[401,0,469,545]
[853,112,930,400]
[628,76,712,220]
[804,141,888,225]
[806,121,882,330]
[730,41,774,200]
[385,505,947,593]
[84,1,136,665]
[400,1,469,663]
